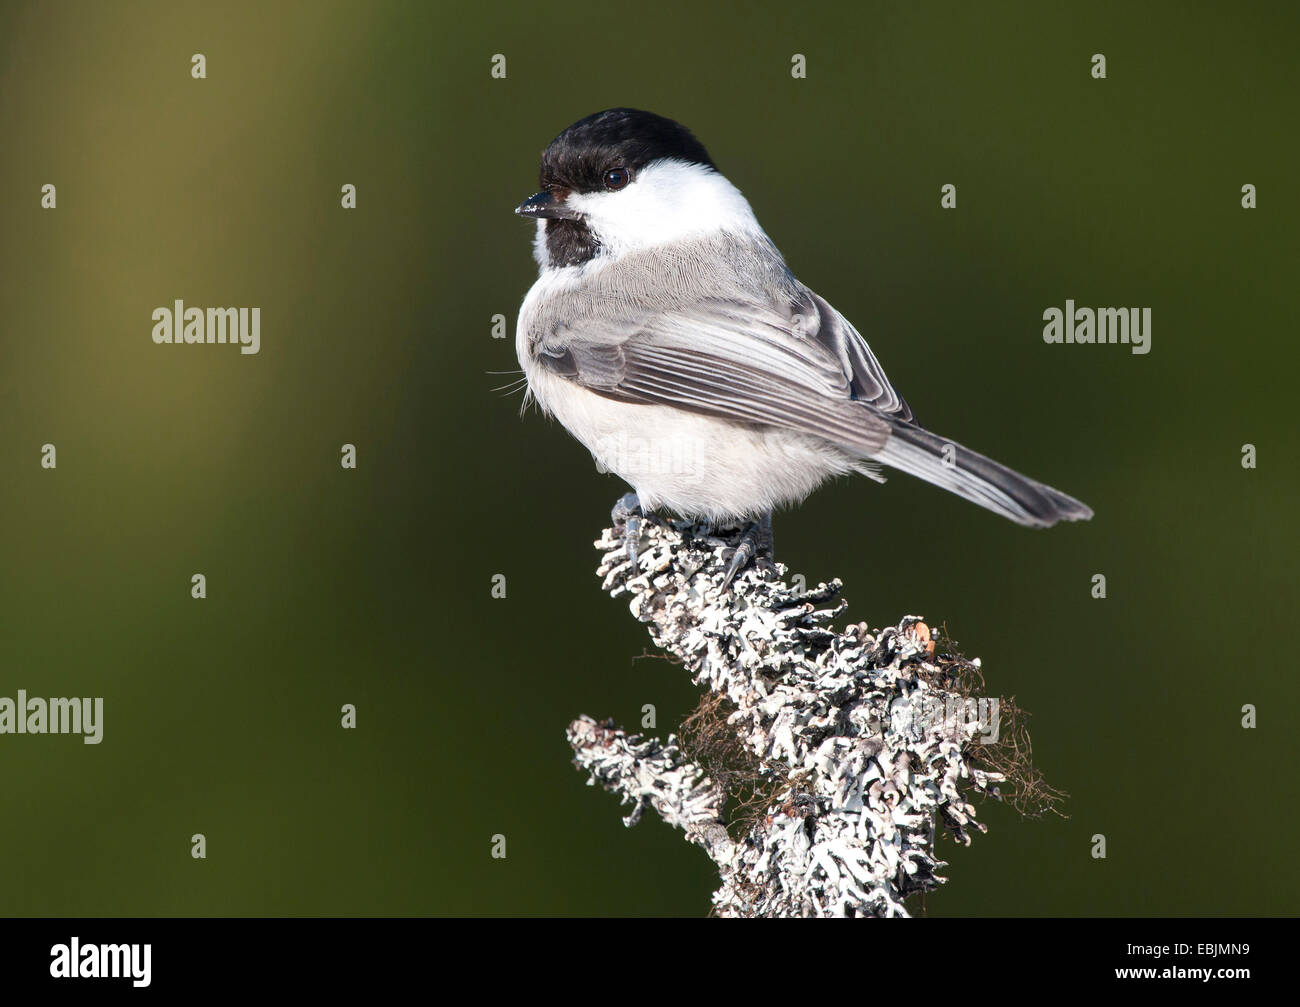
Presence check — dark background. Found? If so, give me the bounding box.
[0,0,1295,915]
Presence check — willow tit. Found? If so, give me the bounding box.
[514,109,1091,580]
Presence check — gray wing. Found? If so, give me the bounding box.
[534,282,912,456]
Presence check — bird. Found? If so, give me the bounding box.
[513,108,1092,586]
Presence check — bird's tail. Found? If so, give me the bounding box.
[868,420,1093,528]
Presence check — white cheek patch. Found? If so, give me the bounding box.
[568,159,764,257]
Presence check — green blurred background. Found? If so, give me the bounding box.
[0,0,1295,916]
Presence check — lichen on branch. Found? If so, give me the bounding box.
[567,512,1058,918]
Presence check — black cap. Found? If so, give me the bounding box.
[538,108,715,194]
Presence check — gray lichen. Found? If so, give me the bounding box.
[567,513,1037,918]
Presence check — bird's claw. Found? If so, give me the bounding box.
[611,491,643,569]
[719,512,774,591]
[721,535,756,590]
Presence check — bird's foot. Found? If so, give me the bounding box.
[720,512,774,590]
[611,491,645,569]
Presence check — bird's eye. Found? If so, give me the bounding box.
[603,167,631,191]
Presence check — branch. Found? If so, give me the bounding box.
[568,510,1049,918]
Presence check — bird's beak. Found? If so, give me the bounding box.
[515,190,582,221]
